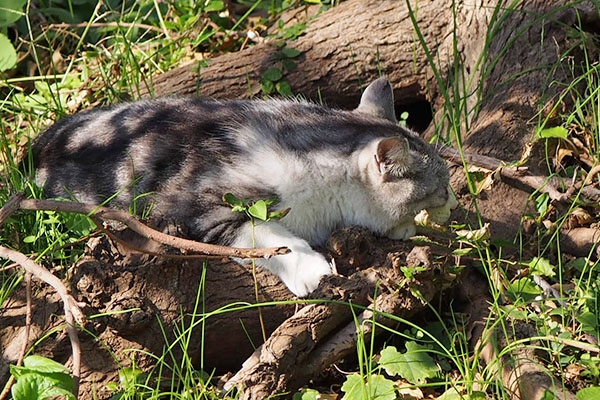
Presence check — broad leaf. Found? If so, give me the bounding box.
[293,388,320,400]
[341,374,396,400]
[23,356,71,374]
[0,33,17,71]
[282,47,302,58]
[379,343,439,384]
[248,200,268,221]
[223,193,242,207]
[0,0,26,26]
[263,67,283,82]
[577,387,600,400]
[507,277,543,303]
[527,257,555,277]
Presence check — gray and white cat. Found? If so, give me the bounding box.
[33,77,452,297]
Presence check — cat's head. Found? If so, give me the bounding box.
[355,77,456,240]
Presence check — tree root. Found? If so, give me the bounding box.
[224,245,441,398]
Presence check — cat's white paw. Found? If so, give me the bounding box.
[279,251,334,298]
[386,220,417,240]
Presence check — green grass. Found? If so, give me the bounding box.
[1,0,600,398]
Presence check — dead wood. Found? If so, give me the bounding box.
[224,245,442,398]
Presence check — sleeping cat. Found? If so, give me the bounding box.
[33,77,453,297]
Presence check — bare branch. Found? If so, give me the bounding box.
[0,247,84,396]
[0,194,289,259]
[438,146,600,203]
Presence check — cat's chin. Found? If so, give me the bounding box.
[387,187,458,240]
[426,186,458,224]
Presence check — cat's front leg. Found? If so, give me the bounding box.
[231,221,334,297]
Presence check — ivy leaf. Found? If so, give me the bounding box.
[527,257,555,278]
[379,343,439,384]
[248,200,268,221]
[262,67,283,82]
[276,80,293,97]
[204,1,225,12]
[537,126,568,139]
[282,47,302,58]
[282,59,297,71]
[223,193,242,207]
[341,374,396,400]
[534,192,549,217]
[261,78,275,94]
[0,33,17,71]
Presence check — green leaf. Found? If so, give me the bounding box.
[268,208,290,221]
[577,387,600,400]
[0,0,26,26]
[263,67,283,82]
[400,111,409,120]
[261,78,275,94]
[379,342,439,384]
[223,193,243,207]
[437,387,485,400]
[527,257,555,277]
[507,277,543,303]
[276,80,293,97]
[577,311,598,333]
[535,192,549,217]
[293,388,320,400]
[537,126,568,139]
[204,1,225,12]
[23,355,70,374]
[341,374,396,400]
[282,59,297,71]
[23,235,37,243]
[281,47,302,58]
[248,200,268,221]
[452,248,474,256]
[540,389,557,400]
[11,373,42,400]
[0,33,17,71]
[118,367,143,389]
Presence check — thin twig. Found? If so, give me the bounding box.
[92,217,225,260]
[0,247,84,396]
[0,194,289,259]
[438,146,600,203]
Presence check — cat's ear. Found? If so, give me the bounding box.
[356,77,397,123]
[374,137,410,181]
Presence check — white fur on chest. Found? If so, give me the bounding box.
[236,142,393,245]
